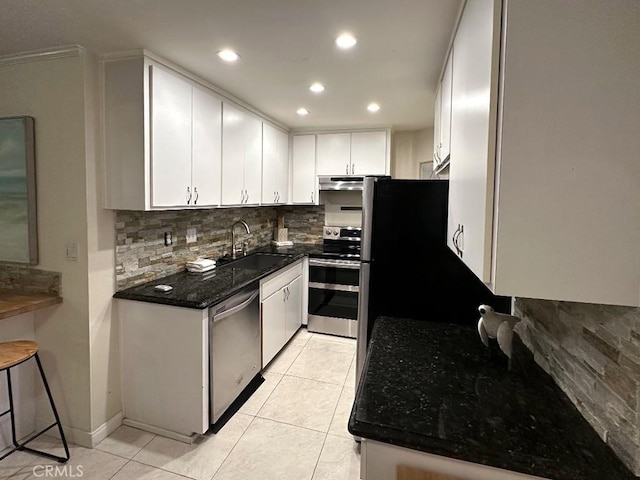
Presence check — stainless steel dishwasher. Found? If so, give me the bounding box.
[209,283,261,425]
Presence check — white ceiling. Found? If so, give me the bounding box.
[0,0,462,131]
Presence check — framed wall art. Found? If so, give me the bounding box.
[0,116,38,264]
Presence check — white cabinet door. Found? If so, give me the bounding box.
[150,66,193,208]
[350,131,387,175]
[440,51,453,163]
[262,124,289,205]
[120,300,209,436]
[221,103,246,205]
[273,127,289,204]
[243,114,263,205]
[261,289,286,367]
[292,135,317,204]
[433,84,442,166]
[447,0,500,282]
[316,133,351,176]
[192,87,222,207]
[284,276,302,342]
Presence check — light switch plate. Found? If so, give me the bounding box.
[186,228,197,244]
[65,243,78,261]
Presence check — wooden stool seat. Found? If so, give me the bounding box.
[0,339,69,463]
[0,340,38,370]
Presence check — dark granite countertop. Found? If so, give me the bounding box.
[348,316,637,480]
[113,244,322,309]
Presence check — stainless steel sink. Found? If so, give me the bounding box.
[223,253,288,271]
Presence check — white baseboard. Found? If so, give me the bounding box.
[122,418,199,444]
[36,411,123,448]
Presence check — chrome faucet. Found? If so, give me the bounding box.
[231,220,251,259]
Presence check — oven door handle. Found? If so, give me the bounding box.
[308,282,359,293]
[309,258,361,269]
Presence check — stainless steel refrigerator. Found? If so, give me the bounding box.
[356,177,511,388]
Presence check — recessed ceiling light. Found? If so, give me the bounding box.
[335,33,357,49]
[296,108,309,116]
[367,103,381,113]
[217,49,239,62]
[309,83,325,93]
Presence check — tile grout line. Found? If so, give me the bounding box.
[209,411,259,480]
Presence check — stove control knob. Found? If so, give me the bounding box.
[332,227,340,236]
[324,228,332,236]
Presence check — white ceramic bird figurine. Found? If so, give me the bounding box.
[477,305,521,359]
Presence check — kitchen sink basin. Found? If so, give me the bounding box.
[223,253,288,271]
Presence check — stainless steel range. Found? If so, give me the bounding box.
[307,226,361,338]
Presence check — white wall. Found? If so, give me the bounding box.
[391,128,435,179]
[0,48,120,446]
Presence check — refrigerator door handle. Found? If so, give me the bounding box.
[356,262,371,390]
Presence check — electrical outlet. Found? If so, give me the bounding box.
[164,232,172,246]
[186,228,197,244]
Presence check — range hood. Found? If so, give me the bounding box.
[318,176,365,191]
[319,175,391,191]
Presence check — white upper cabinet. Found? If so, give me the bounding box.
[262,123,289,205]
[446,0,640,306]
[316,133,351,175]
[191,86,222,207]
[221,103,263,206]
[316,130,389,176]
[447,0,500,283]
[433,48,453,171]
[291,135,317,204]
[432,84,442,166]
[104,55,222,210]
[350,131,387,175]
[149,66,193,208]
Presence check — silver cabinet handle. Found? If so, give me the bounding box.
[346,163,349,174]
[245,189,248,204]
[282,288,286,302]
[311,191,314,203]
[186,186,192,205]
[240,189,244,204]
[351,164,355,175]
[193,187,198,205]
[452,225,460,255]
[453,224,464,258]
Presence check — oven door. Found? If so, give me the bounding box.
[308,258,359,338]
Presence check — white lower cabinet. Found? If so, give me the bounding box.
[119,300,209,440]
[260,260,303,367]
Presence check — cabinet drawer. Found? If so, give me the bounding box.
[260,260,303,300]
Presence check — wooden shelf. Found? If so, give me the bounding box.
[0,290,62,320]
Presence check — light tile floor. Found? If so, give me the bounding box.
[1,329,361,480]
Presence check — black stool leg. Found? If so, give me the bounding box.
[6,368,20,449]
[33,353,70,462]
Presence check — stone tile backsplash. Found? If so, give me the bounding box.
[0,264,61,295]
[514,298,640,475]
[115,205,324,290]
